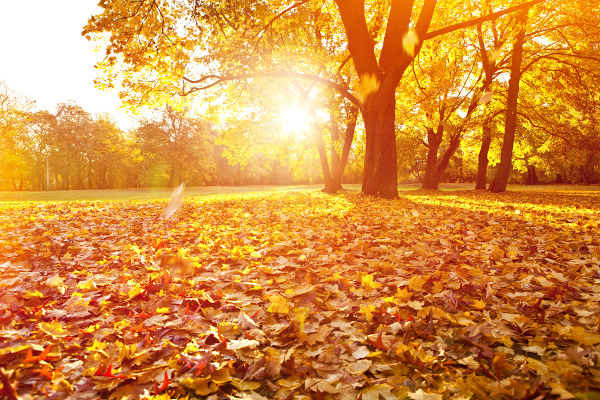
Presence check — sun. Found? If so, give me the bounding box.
[280,104,312,136]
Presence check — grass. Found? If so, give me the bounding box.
[1,183,598,202]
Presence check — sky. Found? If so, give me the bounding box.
[0,0,137,130]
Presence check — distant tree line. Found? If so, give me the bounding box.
[0,85,343,191]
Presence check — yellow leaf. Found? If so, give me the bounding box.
[395,287,412,302]
[77,277,97,291]
[156,307,170,314]
[402,30,419,57]
[294,307,309,336]
[266,294,289,314]
[86,339,107,352]
[39,320,68,337]
[359,304,377,322]
[408,275,426,291]
[23,290,44,299]
[128,283,144,300]
[408,389,443,400]
[361,383,394,400]
[46,275,65,287]
[359,74,380,100]
[345,359,372,375]
[472,299,486,310]
[230,377,261,391]
[361,273,382,290]
[114,319,130,330]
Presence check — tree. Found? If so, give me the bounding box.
[0,82,35,190]
[136,106,215,187]
[84,0,542,198]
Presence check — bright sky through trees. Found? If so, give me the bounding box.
[0,0,135,129]
[279,104,312,137]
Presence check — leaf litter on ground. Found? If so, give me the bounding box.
[0,189,599,399]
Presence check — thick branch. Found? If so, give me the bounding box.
[424,0,543,40]
[334,0,380,77]
[379,0,414,72]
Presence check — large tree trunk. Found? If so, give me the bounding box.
[475,123,492,189]
[361,91,398,198]
[489,10,528,193]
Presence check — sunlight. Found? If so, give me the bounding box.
[280,104,312,136]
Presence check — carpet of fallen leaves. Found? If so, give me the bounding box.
[1,189,599,400]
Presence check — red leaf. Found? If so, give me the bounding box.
[94,362,127,379]
[154,370,170,394]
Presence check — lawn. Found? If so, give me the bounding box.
[0,187,599,399]
[2,183,598,202]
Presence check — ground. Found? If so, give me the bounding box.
[0,186,599,399]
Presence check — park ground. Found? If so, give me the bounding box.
[0,185,599,399]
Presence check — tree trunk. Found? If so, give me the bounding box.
[489,10,528,193]
[475,123,492,189]
[328,117,342,192]
[526,165,537,185]
[422,140,440,190]
[436,136,461,184]
[313,126,336,193]
[361,91,398,198]
[330,106,359,191]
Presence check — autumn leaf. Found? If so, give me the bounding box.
[408,389,443,400]
[38,321,68,338]
[402,30,419,57]
[160,182,185,219]
[361,273,382,290]
[266,294,289,314]
[359,74,380,101]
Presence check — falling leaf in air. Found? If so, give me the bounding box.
[359,74,380,101]
[478,91,493,105]
[402,30,419,57]
[160,183,185,219]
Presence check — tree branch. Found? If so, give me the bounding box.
[424,0,543,40]
[183,72,360,107]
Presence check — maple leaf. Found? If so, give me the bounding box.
[266,294,289,314]
[361,273,382,290]
[38,320,68,338]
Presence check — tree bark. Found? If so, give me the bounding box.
[489,10,528,193]
[313,125,335,192]
[361,90,399,198]
[422,126,442,189]
[475,123,492,189]
[526,165,537,185]
[330,105,359,191]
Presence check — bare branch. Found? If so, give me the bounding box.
[183,72,360,107]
